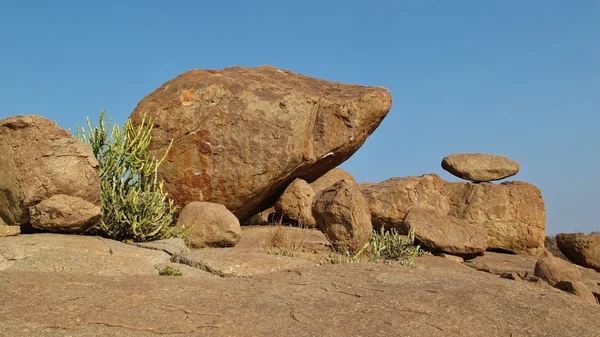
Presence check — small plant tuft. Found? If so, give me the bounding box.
[158,265,183,276]
[329,227,429,266]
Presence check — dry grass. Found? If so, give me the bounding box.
[261,222,311,258]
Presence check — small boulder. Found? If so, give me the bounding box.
[555,233,600,272]
[401,208,487,258]
[534,256,582,287]
[312,179,372,251]
[441,153,519,182]
[176,202,242,248]
[28,194,101,233]
[447,181,546,253]
[309,168,356,195]
[0,115,101,233]
[555,281,599,305]
[359,174,450,230]
[274,178,317,227]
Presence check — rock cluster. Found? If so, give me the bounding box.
[2,65,597,312]
[128,65,392,221]
[0,115,102,235]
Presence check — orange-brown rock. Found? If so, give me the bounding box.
[555,233,600,272]
[129,66,392,220]
[441,153,519,182]
[176,202,242,248]
[534,256,582,287]
[274,178,317,227]
[401,208,487,258]
[312,179,372,251]
[359,174,450,229]
[447,181,546,253]
[0,115,101,233]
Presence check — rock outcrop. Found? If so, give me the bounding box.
[176,202,242,247]
[359,174,450,229]
[555,233,600,272]
[447,181,546,253]
[274,178,317,227]
[129,65,392,220]
[313,179,372,251]
[0,115,101,234]
[441,153,519,182]
[401,208,487,258]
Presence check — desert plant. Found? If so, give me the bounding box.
[158,265,183,276]
[77,111,190,242]
[330,227,429,265]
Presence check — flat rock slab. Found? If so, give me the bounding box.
[1,256,599,337]
[173,250,315,277]
[442,153,519,182]
[465,252,600,296]
[464,251,539,277]
[236,225,332,253]
[0,233,170,276]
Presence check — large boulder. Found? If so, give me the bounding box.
[129,65,391,220]
[176,202,242,248]
[274,178,317,227]
[447,181,546,253]
[0,115,101,233]
[312,179,372,251]
[555,233,600,272]
[359,174,450,229]
[400,208,487,258]
[441,153,519,182]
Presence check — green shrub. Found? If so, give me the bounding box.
[158,265,184,276]
[77,111,190,242]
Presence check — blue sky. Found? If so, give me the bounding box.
[1,1,598,234]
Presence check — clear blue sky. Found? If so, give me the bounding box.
[1,1,598,235]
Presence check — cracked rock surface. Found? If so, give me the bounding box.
[1,255,599,337]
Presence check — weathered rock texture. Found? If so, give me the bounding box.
[129,65,392,220]
[2,256,600,337]
[0,221,20,237]
[176,202,242,248]
[309,167,356,195]
[447,181,546,253]
[534,256,582,287]
[555,280,599,305]
[401,208,487,258]
[0,115,101,233]
[359,174,450,229]
[555,233,600,272]
[442,153,520,182]
[28,194,101,233]
[313,179,372,250]
[274,178,317,227]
